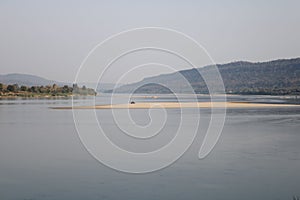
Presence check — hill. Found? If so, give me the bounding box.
[0,73,66,86]
[0,73,120,92]
[112,58,300,95]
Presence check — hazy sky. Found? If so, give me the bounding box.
[0,0,299,83]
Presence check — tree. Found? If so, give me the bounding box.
[45,85,51,93]
[52,84,58,91]
[72,83,79,89]
[72,83,79,93]
[7,85,17,92]
[13,84,19,91]
[20,85,27,91]
[62,85,70,93]
[31,86,38,93]
[0,83,3,92]
[38,86,46,93]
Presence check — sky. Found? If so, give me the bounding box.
[0,0,300,83]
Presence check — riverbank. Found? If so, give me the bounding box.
[52,101,300,109]
[0,83,97,99]
[0,93,98,100]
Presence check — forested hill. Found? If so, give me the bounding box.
[0,73,66,86]
[113,58,300,95]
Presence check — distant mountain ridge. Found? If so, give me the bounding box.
[113,58,300,95]
[0,73,66,86]
[0,73,121,92]
[2,57,300,95]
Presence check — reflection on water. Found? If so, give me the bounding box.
[0,95,299,200]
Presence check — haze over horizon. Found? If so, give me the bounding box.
[1,0,300,83]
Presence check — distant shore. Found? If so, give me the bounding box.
[52,101,300,110]
[0,83,96,99]
[0,94,96,100]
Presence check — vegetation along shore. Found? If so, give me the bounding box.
[0,83,96,98]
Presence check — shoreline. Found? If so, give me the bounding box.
[52,101,300,110]
[0,94,96,100]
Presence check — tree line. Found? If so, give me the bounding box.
[0,83,96,97]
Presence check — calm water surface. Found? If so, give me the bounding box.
[0,95,299,200]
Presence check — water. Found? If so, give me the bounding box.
[0,95,300,200]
